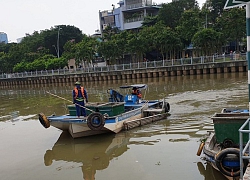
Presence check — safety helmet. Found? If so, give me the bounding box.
[75,81,81,85]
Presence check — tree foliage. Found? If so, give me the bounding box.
[214,7,245,51]
[0,2,247,73]
[158,0,199,29]
[176,8,201,47]
[192,28,223,55]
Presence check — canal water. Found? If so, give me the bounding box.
[0,73,248,180]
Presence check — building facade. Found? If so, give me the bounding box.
[0,32,8,44]
[99,0,161,35]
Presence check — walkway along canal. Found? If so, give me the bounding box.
[0,55,247,87]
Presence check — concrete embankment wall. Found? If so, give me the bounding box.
[0,61,247,87]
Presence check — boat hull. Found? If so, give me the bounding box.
[198,109,250,179]
[48,108,143,138]
[201,131,247,180]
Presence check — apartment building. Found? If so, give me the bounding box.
[99,0,161,35]
[0,32,8,44]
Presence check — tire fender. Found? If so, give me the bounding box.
[38,113,50,128]
[215,148,247,177]
[87,112,105,130]
[164,102,170,113]
[196,142,205,156]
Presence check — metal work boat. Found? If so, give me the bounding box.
[197,110,249,179]
[38,84,170,138]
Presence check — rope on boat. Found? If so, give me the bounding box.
[46,91,95,113]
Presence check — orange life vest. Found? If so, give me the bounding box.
[74,87,85,100]
[132,89,142,98]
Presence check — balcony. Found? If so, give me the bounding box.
[124,16,144,23]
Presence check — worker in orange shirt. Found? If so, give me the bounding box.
[72,81,88,117]
[131,87,142,99]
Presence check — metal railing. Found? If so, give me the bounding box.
[124,16,144,23]
[239,118,250,179]
[0,53,246,79]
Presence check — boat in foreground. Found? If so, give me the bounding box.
[197,109,249,179]
[38,84,170,138]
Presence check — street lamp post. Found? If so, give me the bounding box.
[57,26,61,58]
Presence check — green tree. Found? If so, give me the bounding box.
[151,23,182,60]
[13,61,28,72]
[102,26,120,41]
[0,52,12,73]
[62,39,77,64]
[158,0,199,29]
[46,57,67,69]
[98,39,118,65]
[208,0,227,24]
[75,36,98,67]
[215,7,246,52]
[142,16,158,27]
[125,32,143,63]
[21,25,84,57]
[192,28,223,56]
[176,8,201,48]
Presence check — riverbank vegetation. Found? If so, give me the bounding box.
[0,0,246,73]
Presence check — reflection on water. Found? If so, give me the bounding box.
[44,131,130,180]
[197,162,227,180]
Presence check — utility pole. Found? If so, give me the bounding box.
[205,1,208,29]
[57,26,61,58]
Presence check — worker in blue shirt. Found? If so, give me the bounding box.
[72,81,88,117]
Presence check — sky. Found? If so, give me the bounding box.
[1,0,205,43]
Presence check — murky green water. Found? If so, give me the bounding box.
[0,73,248,180]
